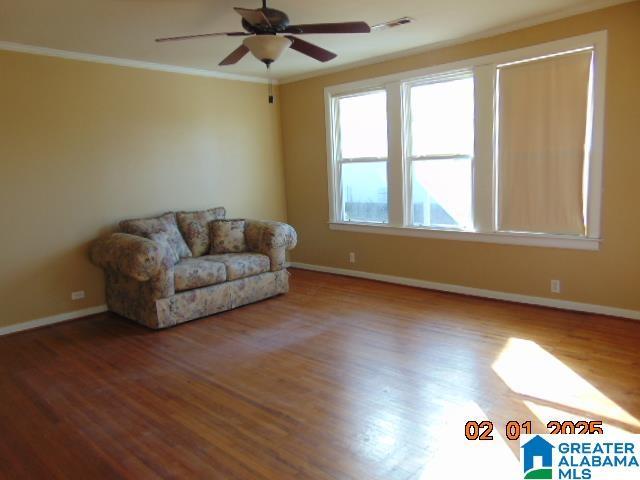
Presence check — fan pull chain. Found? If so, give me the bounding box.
[267,63,274,104]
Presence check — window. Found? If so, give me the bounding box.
[406,73,475,229]
[334,90,388,223]
[325,32,606,250]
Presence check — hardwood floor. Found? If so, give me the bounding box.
[1,268,639,479]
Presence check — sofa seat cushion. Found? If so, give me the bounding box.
[201,253,270,281]
[174,258,227,292]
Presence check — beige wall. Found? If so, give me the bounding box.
[1,2,639,330]
[0,51,286,328]
[280,1,640,312]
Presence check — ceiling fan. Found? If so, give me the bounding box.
[155,0,371,68]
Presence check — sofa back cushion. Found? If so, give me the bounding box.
[149,232,180,265]
[176,207,226,257]
[210,219,246,254]
[120,212,192,259]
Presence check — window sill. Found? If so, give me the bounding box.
[329,222,600,251]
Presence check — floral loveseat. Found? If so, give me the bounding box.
[90,207,297,329]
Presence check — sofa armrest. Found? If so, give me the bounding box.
[244,220,297,271]
[90,233,165,282]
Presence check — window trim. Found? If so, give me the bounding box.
[328,222,600,250]
[324,31,607,250]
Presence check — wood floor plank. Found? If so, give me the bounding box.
[0,268,639,479]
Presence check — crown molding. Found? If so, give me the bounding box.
[279,0,632,84]
[0,41,274,85]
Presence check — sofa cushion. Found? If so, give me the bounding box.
[176,207,226,257]
[149,232,179,265]
[210,219,246,254]
[202,253,270,281]
[174,258,227,292]
[120,212,192,259]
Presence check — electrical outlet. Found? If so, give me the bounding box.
[349,252,356,264]
[71,290,85,301]
[550,280,561,294]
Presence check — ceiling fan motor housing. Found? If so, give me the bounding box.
[242,8,290,33]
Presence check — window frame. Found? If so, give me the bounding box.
[324,31,607,250]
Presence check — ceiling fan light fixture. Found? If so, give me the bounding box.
[243,35,292,64]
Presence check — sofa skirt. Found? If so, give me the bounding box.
[108,269,289,329]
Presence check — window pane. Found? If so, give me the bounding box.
[411,158,472,229]
[341,161,388,223]
[410,76,474,156]
[338,91,388,159]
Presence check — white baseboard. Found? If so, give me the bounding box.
[0,304,108,336]
[289,262,640,321]
[3,261,638,336]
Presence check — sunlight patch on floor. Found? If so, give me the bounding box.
[416,401,520,479]
[492,338,640,428]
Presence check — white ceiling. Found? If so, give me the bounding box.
[0,0,626,81]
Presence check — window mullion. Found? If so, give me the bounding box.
[402,84,413,226]
[386,80,405,227]
[472,64,496,233]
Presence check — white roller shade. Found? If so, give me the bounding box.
[497,50,592,235]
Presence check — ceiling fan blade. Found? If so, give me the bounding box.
[156,32,249,43]
[233,7,272,28]
[219,44,250,65]
[284,22,370,35]
[285,36,337,63]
